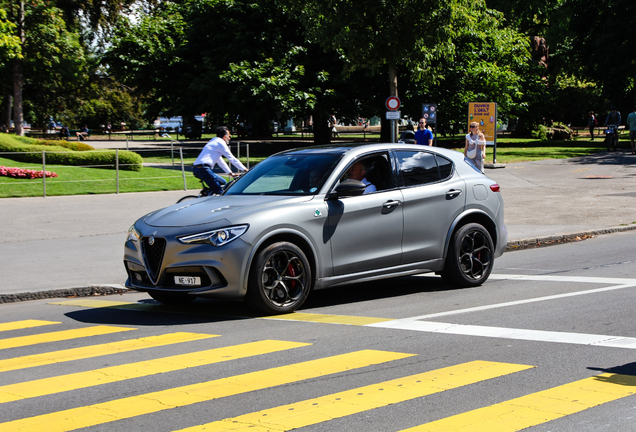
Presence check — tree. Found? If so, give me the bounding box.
[0,7,20,127]
[0,0,139,135]
[106,0,361,139]
[286,0,537,140]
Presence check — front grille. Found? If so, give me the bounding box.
[142,237,166,280]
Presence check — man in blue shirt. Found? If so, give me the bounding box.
[605,106,621,127]
[414,118,433,146]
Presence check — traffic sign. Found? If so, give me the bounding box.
[386,96,401,111]
[386,111,401,120]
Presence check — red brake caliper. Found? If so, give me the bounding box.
[286,262,296,290]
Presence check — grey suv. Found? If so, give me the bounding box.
[124,143,507,314]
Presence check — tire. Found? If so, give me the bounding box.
[606,134,611,151]
[177,195,199,203]
[246,242,312,314]
[440,223,494,288]
[149,292,196,304]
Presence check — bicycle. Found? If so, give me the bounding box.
[177,172,247,203]
[177,179,216,203]
[604,124,620,151]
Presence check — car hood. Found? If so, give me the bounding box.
[143,195,314,228]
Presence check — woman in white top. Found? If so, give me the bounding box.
[464,122,486,172]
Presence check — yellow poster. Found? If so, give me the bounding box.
[468,102,497,145]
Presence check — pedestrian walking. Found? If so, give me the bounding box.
[588,111,598,141]
[626,106,636,155]
[465,121,486,172]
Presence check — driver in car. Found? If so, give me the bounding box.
[346,161,376,194]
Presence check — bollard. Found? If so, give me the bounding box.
[180,147,187,190]
[42,151,46,198]
[116,149,120,194]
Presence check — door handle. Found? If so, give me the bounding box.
[446,189,462,199]
[382,200,401,209]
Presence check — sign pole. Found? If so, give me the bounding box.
[385,96,401,143]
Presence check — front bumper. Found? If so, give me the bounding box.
[123,224,251,300]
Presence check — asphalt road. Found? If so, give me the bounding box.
[2,150,635,299]
[1,230,635,431]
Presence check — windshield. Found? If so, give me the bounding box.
[224,153,343,196]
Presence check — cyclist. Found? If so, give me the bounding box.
[604,106,621,151]
[605,106,621,127]
[192,126,248,194]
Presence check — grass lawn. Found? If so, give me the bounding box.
[0,155,237,198]
[1,133,630,198]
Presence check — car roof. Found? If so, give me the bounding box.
[275,142,457,158]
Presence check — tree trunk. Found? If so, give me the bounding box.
[381,63,399,142]
[312,110,331,145]
[13,60,24,136]
[12,0,25,136]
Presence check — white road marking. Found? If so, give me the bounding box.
[395,283,636,321]
[488,274,636,285]
[367,320,636,349]
[366,274,636,349]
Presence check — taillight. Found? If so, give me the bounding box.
[490,184,500,192]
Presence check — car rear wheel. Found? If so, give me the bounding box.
[246,242,312,314]
[441,223,494,288]
[149,292,196,305]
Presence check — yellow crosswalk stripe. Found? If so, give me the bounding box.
[401,372,636,431]
[264,312,393,326]
[0,349,413,432]
[0,332,217,373]
[175,360,533,432]
[0,340,310,404]
[0,320,60,332]
[0,325,135,350]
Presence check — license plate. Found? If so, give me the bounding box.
[174,276,201,286]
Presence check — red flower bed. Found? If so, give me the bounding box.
[0,166,58,179]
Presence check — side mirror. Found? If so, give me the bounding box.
[327,179,366,200]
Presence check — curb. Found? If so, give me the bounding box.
[2,225,635,304]
[505,224,636,252]
[0,284,128,304]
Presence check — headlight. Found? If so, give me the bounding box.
[127,225,141,242]
[178,225,249,247]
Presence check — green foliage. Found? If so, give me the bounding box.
[531,124,549,140]
[0,133,142,170]
[0,8,20,66]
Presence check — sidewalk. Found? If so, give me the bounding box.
[1,150,635,302]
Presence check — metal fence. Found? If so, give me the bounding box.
[0,142,250,198]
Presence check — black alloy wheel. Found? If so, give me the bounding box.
[441,223,494,288]
[246,242,312,314]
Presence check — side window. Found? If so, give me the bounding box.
[396,151,440,187]
[339,153,392,193]
[436,155,453,180]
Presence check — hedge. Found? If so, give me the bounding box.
[0,135,143,171]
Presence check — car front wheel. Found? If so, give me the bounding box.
[441,223,494,288]
[246,242,312,314]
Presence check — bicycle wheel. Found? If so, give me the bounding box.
[177,195,199,203]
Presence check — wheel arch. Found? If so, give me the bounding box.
[443,210,498,260]
[243,229,318,293]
